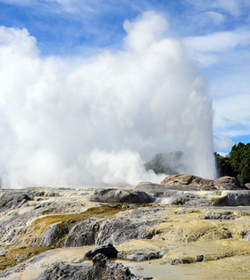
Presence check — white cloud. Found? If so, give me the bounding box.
[214,135,234,150]
[186,0,241,16]
[203,11,226,25]
[213,94,250,137]
[184,29,250,54]
[0,12,217,188]
[211,0,240,16]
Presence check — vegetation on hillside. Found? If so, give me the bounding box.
[215,142,250,184]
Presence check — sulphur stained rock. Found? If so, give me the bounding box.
[40,222,70,247]
[90,189,155,203]
[62,217,156,247]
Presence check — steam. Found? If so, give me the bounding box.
[0,12,216,189]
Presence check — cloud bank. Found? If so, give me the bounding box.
[0,12,216,188]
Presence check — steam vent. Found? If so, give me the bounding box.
[1,174,250,279]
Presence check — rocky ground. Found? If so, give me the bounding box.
[1,175,250,279]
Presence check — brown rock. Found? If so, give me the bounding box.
[160,174,211,190]
[160,174,247,191]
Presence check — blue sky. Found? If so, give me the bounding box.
[0,0,250,186]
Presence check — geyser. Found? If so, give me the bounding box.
[0,12,216,189]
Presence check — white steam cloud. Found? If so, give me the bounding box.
[0,12,216,189]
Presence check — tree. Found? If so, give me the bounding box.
[229,143,250,184]
[215,143,250,184]
[214,152,235,178]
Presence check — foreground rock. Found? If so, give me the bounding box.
[37,253,131,280]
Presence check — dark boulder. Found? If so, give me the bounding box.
[83,244,118,260]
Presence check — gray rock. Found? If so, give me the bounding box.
[125,251,165,262]
[40,222,70,247]
[36,253,131,280]
[126,253,147,261]
[210,192,250,206]
[36,262,91,280]
[197,254,204,262]
[241,230,250,242]
[90,189,155,204]
[205,213,222,220]
[0,191,33,212]
[62,217,156,247]
[92,253,131,280]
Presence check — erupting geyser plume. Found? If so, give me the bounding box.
[0,12,216,189]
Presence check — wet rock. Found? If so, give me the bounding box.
[83,244,118,260]
[90,189,155,204]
